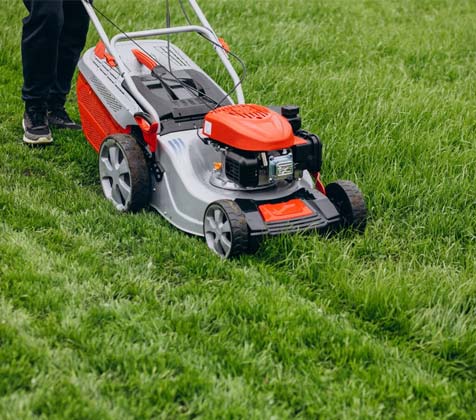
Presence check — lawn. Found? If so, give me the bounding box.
[1,0,475,418]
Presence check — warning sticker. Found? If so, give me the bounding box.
[203,121,213,136]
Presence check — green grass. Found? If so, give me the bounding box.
[1,0,476,418]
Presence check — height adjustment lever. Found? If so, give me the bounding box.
[134,112,159,153]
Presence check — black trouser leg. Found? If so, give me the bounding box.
[48,0,90,109]
[22,0,64,108]
[21,0,89,110]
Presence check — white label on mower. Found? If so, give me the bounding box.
[204,121,213,136]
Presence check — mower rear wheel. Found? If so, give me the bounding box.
[203,200,250,258]
[99,134,150,212]
[326,180,367,232]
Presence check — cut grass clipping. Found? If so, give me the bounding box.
[1,0,475,418]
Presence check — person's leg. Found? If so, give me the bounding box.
[47,0,89,119]
[21,0,64,144]
[22,0,64,109]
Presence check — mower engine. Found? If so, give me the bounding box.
[203,104,322,189]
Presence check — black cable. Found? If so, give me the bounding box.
[166,0,172,73]
[88,1,219,108]
[177,0,247,106]
[87,0,246,109]
[165,0,215,111]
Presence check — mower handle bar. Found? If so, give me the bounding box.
[80,0,245,130]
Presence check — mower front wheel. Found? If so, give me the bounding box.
[203,200,251,258]
[326,180,367,232]
[99,134,150,212]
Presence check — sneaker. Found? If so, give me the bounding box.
[48,107,81,130]
[23,107,53,145]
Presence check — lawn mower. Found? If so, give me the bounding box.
[77,0,367,258]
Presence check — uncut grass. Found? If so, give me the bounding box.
[1,0,476,418]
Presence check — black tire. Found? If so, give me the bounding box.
[203,200,250,258]
[326,180,367,232]
[98,134,150,212]
[247,235,262,255]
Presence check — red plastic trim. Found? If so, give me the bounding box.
[313,172,326,195]
[131,49,158,71]
[94,41,117,67]
[218,37,230,53]
[134,115,159,153]
[77,73,130,152]
[259,199,314,223]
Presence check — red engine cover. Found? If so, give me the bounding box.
[203,104,306,151]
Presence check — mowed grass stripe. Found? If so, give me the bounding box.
[1,223,471,418]
[1,200,474,416]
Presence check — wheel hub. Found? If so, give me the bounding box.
[99,142,132,210]
[204,207,232,257]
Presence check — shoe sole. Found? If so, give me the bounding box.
[23,135,54,145]
[22,119,53,145]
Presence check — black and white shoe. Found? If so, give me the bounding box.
[23,107,53,145]
[48,107,82,130]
